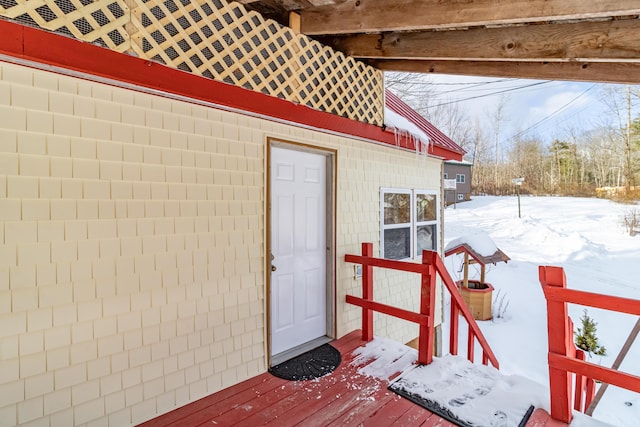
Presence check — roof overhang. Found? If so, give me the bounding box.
[241,0,640,84]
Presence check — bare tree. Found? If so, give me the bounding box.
[487,95,510,194]
[600,85,640,190]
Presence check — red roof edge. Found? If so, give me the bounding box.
[385,89,466,156]
[0,20,463,161]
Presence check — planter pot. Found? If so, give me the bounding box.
[456,280,493,321]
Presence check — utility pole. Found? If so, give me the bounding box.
[512,178,524,218]
[626,85,634,189]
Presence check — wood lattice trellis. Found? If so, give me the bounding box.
[0,0,384,125]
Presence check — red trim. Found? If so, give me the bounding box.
[0,20,463,160]
[385,90,465,156]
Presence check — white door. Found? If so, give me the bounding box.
[270,146,327,356]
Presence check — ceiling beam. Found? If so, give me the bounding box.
[300,0,640,35]
[320,19,640,62]
[371,59,640,84]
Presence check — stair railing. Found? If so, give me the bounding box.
[344,242,498,368]
[539,265,640,423]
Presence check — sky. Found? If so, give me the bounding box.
[393,73,639,149]
[351,195,640,427]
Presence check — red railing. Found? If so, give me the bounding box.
[344,242,499,368]
[539,265,640,423]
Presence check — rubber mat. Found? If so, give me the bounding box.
[269,344,341,381]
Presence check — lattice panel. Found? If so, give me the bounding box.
[0,0,384,125]
[130,0,383,125]
[0,0,131,52]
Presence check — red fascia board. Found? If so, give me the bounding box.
[0,20,462,161]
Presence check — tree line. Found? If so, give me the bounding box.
[386,74,640,200]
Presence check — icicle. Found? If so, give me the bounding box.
[392,127,400,148]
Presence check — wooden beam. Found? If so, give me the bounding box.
[300,0,640,35]
[370,59,640,84]
[289,11,301,33]
[322,19,640,62]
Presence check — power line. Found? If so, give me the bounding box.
[504,84,596,143]
[386,77,514,86]
[427,81,554,108]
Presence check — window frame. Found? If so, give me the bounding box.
[456,173,465,184]
[457,193,464,201]
[380,188,439,260]
[414,190,439,258]
[380,188,413,260]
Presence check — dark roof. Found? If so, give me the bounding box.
[385,89,465,157]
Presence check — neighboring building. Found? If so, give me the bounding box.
[0,2,464,426]
[444,160,473,205]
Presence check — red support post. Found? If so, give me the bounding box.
[539,265,573,423]
[361,243,374,342]
[450,302,459,356]
[585,377,596,411]
[467,325,474,363]
[574,350,586,411]
[419,250,436,365]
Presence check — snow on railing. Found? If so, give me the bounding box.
[539,266,640,423]
[344,243,499,368]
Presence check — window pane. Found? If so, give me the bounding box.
[416,193,436,222]
[384,193,410,225]
[416,224,436,254]
[384,228,411,259]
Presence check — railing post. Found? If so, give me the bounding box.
[467,325,474,363]
[585,376,596,411]
[362,242,374,342]
[450,303,459,356]
[574,350,586,411]
[539,265,573,423]
[419,250,436,365]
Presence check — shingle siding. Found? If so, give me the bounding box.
[0,61,443,426]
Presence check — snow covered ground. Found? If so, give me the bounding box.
[442,195,640,426]
[352,196,640,426]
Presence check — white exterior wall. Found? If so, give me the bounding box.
[0,61,443,427]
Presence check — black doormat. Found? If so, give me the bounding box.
[269,344,341,381]
[387,358,539,427]
[388,385,534,427]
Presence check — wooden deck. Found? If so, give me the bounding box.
[139,331,564,427]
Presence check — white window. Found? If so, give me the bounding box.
[457,193,464,201]
[443,173,448,179]
[415,191,438,256]
[381,188,438,260]
[456,174,465,184]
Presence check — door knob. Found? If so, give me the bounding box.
[271,264,277,272]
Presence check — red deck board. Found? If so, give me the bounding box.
[161,374,287,426]
[545,416,570,427]
[287,370,388,426]
[391,404,437,426]
[137,374,281,426]
[422,417,458,427]
[140,331,566,427]
[526,408,551,426]
[364,394,417,425]
[234,339,371,426]
[329,387,403,425]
